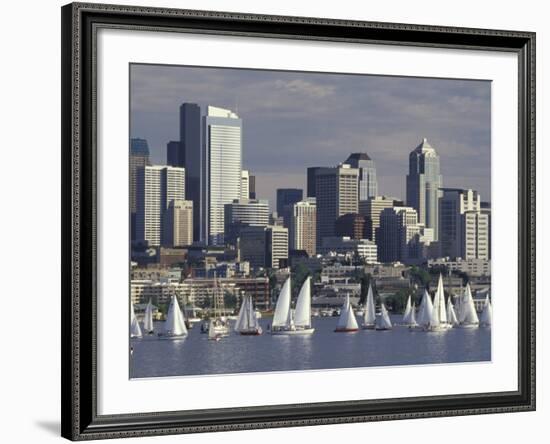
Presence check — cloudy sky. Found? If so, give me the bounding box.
[130,64,491,210]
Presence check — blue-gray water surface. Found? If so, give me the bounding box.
[130,316,491,378]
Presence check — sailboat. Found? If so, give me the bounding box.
[457,283,479,328]
[143,299,154,334]
[424,274,452,332]
[234,294,263,335]
[158,295,188,339]
[207,275,231,340]
[334,295,359,332]
[479,295,492,327]
[362,283,376,329]
[446,296,459,327]
[272,277,315,335]
[375,302,392,330]
[130,301,142,338]
[414,288,434,330]
[401,295,417,327]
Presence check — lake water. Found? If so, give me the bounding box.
[130,316,491,378]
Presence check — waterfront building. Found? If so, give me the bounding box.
[344,152,378,199]
[439,188,490,260]
[307,166,322,198]
[406,138,443,240]
[359,196,404,241]
[178,103,202,241]
[202,106,243,245]
[135,165,185,246]
[130,266,182,282]
[318,236,378,263]
[241,170,250,200]
[315,164,359,248]
[224,198,270,244]
[289,199,317,257]
[427,257,491,277]
[130,138,150,241]
[163,200,193,247]
[239,225,288,269]
[334,213,371,240]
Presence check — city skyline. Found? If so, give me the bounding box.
[130,63,491,210]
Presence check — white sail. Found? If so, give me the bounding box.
[363,283,376,326]
[402,296,413,324]
[272,277,291,328]
[247,295,260,330]
[410,303,417,325]
[234,296,249,332]
[143,299,154,333]
[479,295,492,326]
[376,303,392,329]
[459,283,479,326]
[162,295,188,337]
[336,296,358,331]
[417,289,434,326]
[130,301,142,338]
[433,274,448,325]
[446,297,459,326]
[294,277,312,328]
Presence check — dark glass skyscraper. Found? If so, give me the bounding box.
[307,167,321,198]
[166,140,181,167]
[179,103,202,242]
[130,138,150,242]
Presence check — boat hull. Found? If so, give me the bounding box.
[457,323,479,329]
[375,327,392,331]
[362,324,375,330]
[239,328,263,336]
[334,328,359,332]
[157,334,187,340]
[271,328,315,335]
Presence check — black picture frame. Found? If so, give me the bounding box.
[61,2,536,440]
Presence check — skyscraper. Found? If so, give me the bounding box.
[249,175,256,199]
[224,198,270,244]
[179,103,202,242]
[241,170,250,200]
[135,165,185,246]
[239,225,288,269]
[130,138,150,241]
[334,213,371,240]
[166,141,181,167]
[307,167,322,198]
[406,138,442,241]
[276,189,303,217]
[344,152,378,199]
[202,106,242,245]
[439,188,489,260]
[163,200,193,247]
[359,196,404,241]
[378,206,421,263]
[315,164,359,248]
[289,199,317,256]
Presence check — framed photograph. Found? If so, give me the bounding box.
[61,2,535,440]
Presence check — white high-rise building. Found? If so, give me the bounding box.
[289,199,317,256]
[163,200,193,247]
[202,106,242,245]
[224,198,270,244]
[136,165,185,246]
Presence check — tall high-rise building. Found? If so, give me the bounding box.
[289,199,317,257]
[249,175,256,199]
[307,167,322,198]
[378,206,424,263]
[439,188,489,260]
[224,198,270,244]
[130,138,150,241]
[406,138,442,240]
[135,165,185,246]
[241,170,250,200]
[481,201,491,259]
[178,103,202,242]
[166,141,181,167]
[315,164,359,248]
[239,225,288,269]
[359,196,404,241]
[344,153,378,200]
[276,189,303,217]
[163,200,193,247]
[202,106,242,245]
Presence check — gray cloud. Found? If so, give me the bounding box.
[130,64,491,209]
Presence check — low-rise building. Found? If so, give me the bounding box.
[318,236,378,263]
